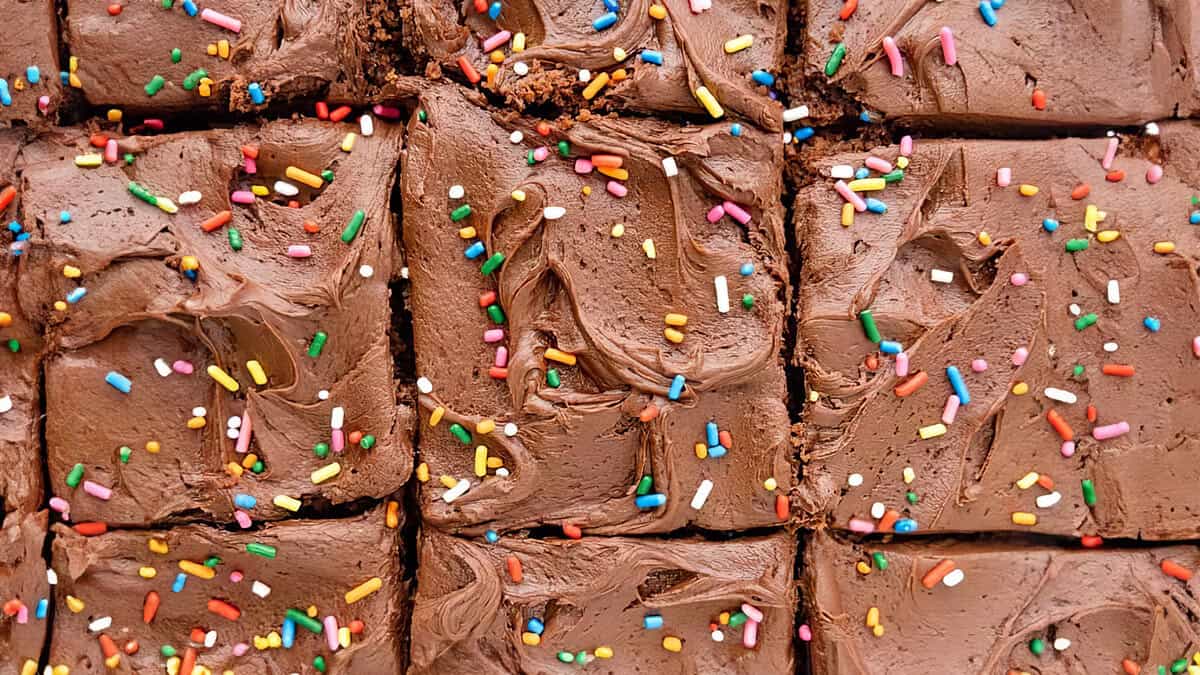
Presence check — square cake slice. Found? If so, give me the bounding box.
[410,528,795,673]
[17,118,412,527]
[0,512,50,675]
[804,0,1200,128]
[805,529,1200,674]
[796,123,1200,539]
[403,85,793,535]
[0,0,62,126]
[48,505,405,674]
[406,0,787,130]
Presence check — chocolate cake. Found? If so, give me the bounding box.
[48,505,405,673]
[796,123,1200,539]
[405,0,787,130]
[803,0,1200,129]
[410,528,795,673]
[0,0,61,126]
[16,118,413,527]
[804,529,1200,674]
[0,512,50,675]
[403,84,793,536]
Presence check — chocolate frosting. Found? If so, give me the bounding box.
[411,528,795,673]
[797,123,1200,539]
[806,0,1200,128]
[0,511,49,674]
[0,0,61,126]
[806,529,1200,674]
[408,0,786,131]
[15,120,412,526]
[49,506,405,674]
[67,0,373,113]
[403,85,792,535]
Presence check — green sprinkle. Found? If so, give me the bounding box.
[321,169,335,183]
[742,294,754,309]
[251,460,264,473]
[307,331,328,357]
[449,423,472,445]
[7,338,18,352]
[160,645,177,658]
[546,368,561,388]
[1029,638,1045,656]
[1065,238,1089,252]
[1172,659,1188,674]
[1074,313,1098,331]
[203,556,221,568]
[182,69,208,91]
[557,141,570,157]
[575,651,588,664]
[481,252,505,275]
[871,552,888,570]
[119,446,132,464]
[1159,667,1167,675]
[285,608,324,634]
[905,491,918,504]
[557,652,574,664]
[66,463,85,488]
[487,304,506,324]
[170,48,182,63]
[360,434,376,449]
[450,204,472,222]
[228,227,243,251]
[1081,479,1096,506]
[729,611,748,628]
[246,543,277,559]
[144,75,166,96]
[635,475,653,496]
[314,656,327,673]
[882,169,904,183]
[123,153,134,165]
[314,442,330,459]
[824,42,847,77]
[526,150,536,165]
[1072,364,1085,377]
[859,310,881,343]
[418,109,427,122]
[128,181,158,206]
[340,209,366,243]
[161,0,173,7]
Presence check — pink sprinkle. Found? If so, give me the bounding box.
[1147,164,1163,184]
[1193,336,1200,358]
[722,201,752,225]
[1060,441,1076,458]
[741,603,764,623]
[1092,421,1130,440]
[1101,136,1119,170]
[1010,272,1028,286]
[706,205,726,223]
[332,428,345,453]
[899,135,913,156]
[231,190,255,204]
[234,510,252,529]
[172,360,194,374]
[1012,347,1029,366]
[939,27,957,65]
[834,180,867,212]
[372,104,402,119]
[235,410,253,454]
[882,36,904,77]
[742,619,759,648]
[894,351,909,377]
[494,346,509,368]
[9,241,24,256]
[229,571,244,583]
[83,480,113,501]
[865,156,892,173]
[104,139,118,164]
[49,497,70,519]
[996,167,1012,187]
[287,245,313,258]
[142,119,165,131]
[481,30,512,53]
[37,96,49,114]
[16,605,27,624]
[232,643,249,657]
[201,8,242,32]
[574,159,594,174]
[324,616,340,651]
[848,517,876,533]
[483,328,505,343]
[798,624,812,642]
[970,358,988,372]
[244,157,257,174]
[606,181,628,197]
[942,395,960,425]
[533,146,549,162]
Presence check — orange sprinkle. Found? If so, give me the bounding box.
[315,101,329,119]
[562,523,582,539]
[774,493,789,520]
[98,634,118,658]
[107,4,122,15]
[200,210,232,232]
[1102,364,1135,377]
[74,522,107,536]
[329,106,352,122]
[1046,409,1074,441]
[718,429,733,449]
[1036,474,1055,491]
[241,145,259,159]
[0,185,14,210]
[473,0,487,11]
[838,0,858,20]
[143,591,160,623]
[89,133,109,148]
[920,559,956,589]
[287,200,301,209]
[207,598,241,621]
[303,220,319,233]
[349,620,364,634]
[348,430,363,445]
[457,56,481,84]
[506,555,523,583]
[1122,658,1140,675]
[1070,184,1091,200]
[1031,89,1046,110]
[878,509,900,532]
[536,121,552,136]
[1,599,20,616]
[1106,170,1126,182]
[123,640,139,655]
[181,648,198,675]
[488,366,508,379]
[1081,535,1103,548]
[479,291,497,307]
[189,628,206,643]
[591,154,624,169]
[1161,559,1192,581]
[864,354,878,371]
[893,371,929,397]
[1086,405,1097,423]
[639,405,660,422]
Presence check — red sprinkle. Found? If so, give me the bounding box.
[457,57,481,84]
[774,493,789,520]
[479,291,497,307]
[74,522,107,536]
[506,555,523,583]
[329,105,352,122]
[1081,535,1103,548]
[1070,184,1091,200]
[1106,170,1126,182]
[718,429,733,449]
[1086,405,1097,423]
[349,620,365,634]
[315,101,329,120]
[535,121,552,137]
[107,3,122,15]
[1031,89,1047,110]
[89,133,109,148]
[838,0,858,20]
[562,523,582,539]
[241,145,259,160]
[473,0,487,11]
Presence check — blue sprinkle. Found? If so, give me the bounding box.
[859,109,882,124]
[894,518,919,533]
[0,80,10,107]
[705,421,719,447]
[527,618,545,635]
[979,0,998,26]
[282,618,296,649]
[879,340,902,355]
[184,269,198,281]
[484,529,499,543]
[464,241,486,259]
[66,287,87,304]
[15,232,29,242]
[739,263,754,276]
[793,127,815,142]
[667,374,685,400]
[635,493,667,509]
[604,0,620,10]
[183,0,198,15]
[36,598,47,620]
[707,444,727,458]
[854,167,870,180]
[990,0,1005,7]
[172,573,187,593]
[234,494,257,509]
[640,50,663,65]
[730,123,742,137]
[488,1,501,20]
[946,365,970,405]
[751,70,775,87]
[7,221,21,233]
[1190,211,1200,224]
[59,71,69,86]
[105,370,132,393]
[593,11,618,30]
[26,66,40,84]
[59,211,71,223]
[1144,316,1161,332]
[1042,218,1059,232]
[643,615,664,630]
[247,82,265,105]
[865,198,888,214]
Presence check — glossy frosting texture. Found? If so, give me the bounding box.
[797,124,1200,539]
[806,530,1200,674]
[0,0,61,126]
[411,528,795,673]
[0,511,49,675]
[805,0,1200,128]
[66,0,373,112]
[49,506,405,674]
[404,85,792,535]
[17,120,412,526]
[408,0,786,130]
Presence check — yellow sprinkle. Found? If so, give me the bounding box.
[345,577,383,604]
[246,360,267,385]
[69,56,78,72]
[156,197,178,214]
[695,443,708,459]
[62,265,81,278]
[53,301,67,312]
[595,646,614,659]
[611,68,627,82]
[340,132,357,152]
[808,389,820,402]
[1018,184,1039,196]
[65,595,85,613]
[513,32,526,52]
[106,108,123,122]
[180,256,200,272]
[918,423,947,439]
[582,71,610,100]
[266,631,282,648]
[724,35,754,54]
[1084,204,1099,232]
[306,605,318,618]
[544,348,577,366]
[11,78,23,92]
[1016,472,1040,489]
[486,456,503,469]
[311,462,341,484]
[68,72,81,88]
[719,612,730,625]
[20,660,36,675]
[198,80,212,97]
[250,184,269,196]
[977,231,992,246]
[511,189,526,202]
[896,156,909,169]
[847,178,886,192]
[763,477,778,491]
[610,223,625,238]
[649,4,667,19]
[489,50,505,64]
[386,500,401,528]
[597,166,628,180]
[1154,241,1177,254]
[856,561,872,575]
[138,566,157,579]
[642,239,656,259]
[693,86,724,119]
[217,39,230,59]
[148,538,169,554]
[1187,666,1200,675]
[485,63,499,88]
[902,467,915,484]
[458,226,476,239]
[186,416,207,429]
[522,631,541,646]
[474,446,488,477]
[206,365,239,392]
[272,495,301,512]
[416,462,430,482]
[841,202,854,227]
[872,624,885,637]
[429,407,444,427]
[662,636,682,653]
[179,560,216,579]
[439,475,457,489]
[51,666,69,675]
[664,327,685,343]
[105,656,121,669]
[242,453,258,469]
[475,419,496,435]
[146,440,161,454]
[206,43,218,56]
[613,47,627,62]
[338,626,351,648]
[1012,511,1037,526]
[865,607,880,628]
[252,636,268,650]
[74,154,102,168]
[664,313,689,327]
[581,186,591,196]
[1096,230,1120,243]
[1011,382,1029,395]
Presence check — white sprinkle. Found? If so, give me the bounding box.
[87,616,112,633]
[442,478,470,503]
[690,479,714,509]
[578,69,591,83]
[930,269,954,284]
[714,275,730,313]
[830,164,855,179]
[1107,279,1120,304]
[204,630,217,648]
[543,206,566,220]
[226,428,240,439]
[252,581,272,598]
[359,114,374,137]
[359,264,374,278]
[661,157,678,177]
[330,406,345,430]
[782,105,809,122]
[509,130,524,144]
[448,185,465,199]
[1106,129,1116,137]
[495,467,510,477]
[847,473,864,487]
[0,395,12,414]
[942,568,965,587]
[1103,342,1119,352]
[153,358,172,377]
[1053,638,1071,651]
[1043,388,1077,404]
[178,190,202,205]
[227,416,242,428]
[711,630,725,642]
[191,406,207,417]
[513,61,529,76]
[1068,303,1081,316]
[1145,122,1160,136]
[416,377,433,394]
[870,502,886,519]
[503,422,518,437]
[274,180,299,197]
[317,389,330,401]
[1036,491,1062,508]
[46,570,58,585]
[782,131,792,144]
[400,267,410,280]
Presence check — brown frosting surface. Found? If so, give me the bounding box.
[66,0,373,113]
[407,0,786,130]
[0,0,61,126]
[49,506,405,674]
[797,123,1200,539]
[0,511,49,675]
[805,0,1200,128]
[404,85,792,535]
[16,119,412,526]
[806,529,1200,674]
[411,528,795,673]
